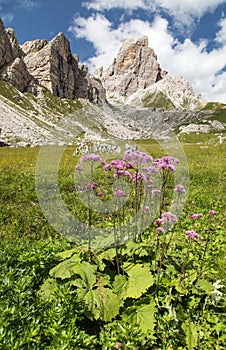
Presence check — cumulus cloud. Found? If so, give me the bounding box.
[69,13,226,102]
[83,0,226,19]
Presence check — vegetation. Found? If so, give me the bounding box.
[142,91,175,110]
[0,138,225,349]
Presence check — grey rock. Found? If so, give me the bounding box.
[0,57,31,91]
[93,36,164,102]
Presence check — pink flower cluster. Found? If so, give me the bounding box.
[153,156,179,172]
[185,230,201,240]
[189,213,203,219]
[114,188,127,198]
[154,211,178,233]
[80,154,103,163]
[174,184,186,194]
[123,150,153,167]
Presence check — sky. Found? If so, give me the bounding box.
[0,0,226,103]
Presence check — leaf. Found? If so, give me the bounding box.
[122,300,156,334]
[39,278,58,299]
[182,321,198,350]
[195,279,214,294]
[85,288,119,322]
[49,254,81,279]
[55,248,78,259]
[125,264,154,299]
[97,248,116,262]
[113,264,154,300]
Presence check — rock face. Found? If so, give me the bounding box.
[93,36,167,102]
[127,75,206,110]
[0,18,205,109]
[0,18,106,103]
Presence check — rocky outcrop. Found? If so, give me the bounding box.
[127,75,206,110]
[0,18,106,103]
[93,36,166,102]
[23,33,77,98]
[0,18,18,67]
[0,57,31,91]
[0,18,206,109]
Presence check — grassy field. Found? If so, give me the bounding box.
[0,136,225,349]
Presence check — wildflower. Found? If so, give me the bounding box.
[80,154,102,163]
[153,156,179,172]
[209,209,218,215]
[123,171,132,179]
[161,211,178,224]
[96,192,104,197]
[189,213,203,219]
[143,206,149,211]
[103,163,111,171]
[174,184,186,194]
[156,227,164,233]
[185,230,201,240]
[115,343,124,349]
[123,150,153,167]
[152,189,161,196]
[154,218,164,226]
[114,188,126,197]
[87,181,98,190]
[75,165,83,171]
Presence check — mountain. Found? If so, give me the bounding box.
[0,18,225,146]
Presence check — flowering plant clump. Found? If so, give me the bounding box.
[185,229,201,240]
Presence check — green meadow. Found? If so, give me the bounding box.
[0,134,225,350]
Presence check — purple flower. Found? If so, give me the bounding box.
[123,151,153,167]
[174,184,186,194]
[156,227,164,233]
[87,181,98,190]
[75,165,83,171]
[103,163,111,171]
[152,189,161,196]
[189,213,203,219]
[154,218,164,226]
[161,211,178,224]
[96,192,104,197]
[185,230,201,240]
[153,156,179,172]
[143,206,149,211]
[80,154,102,163]
[114,188,126,197]
[123,171,132,179]
[209,210,218,215]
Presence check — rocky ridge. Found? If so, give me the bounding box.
[0,18,105,104]
[0,18,225,146]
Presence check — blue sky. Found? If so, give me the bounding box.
[0,0,226,103]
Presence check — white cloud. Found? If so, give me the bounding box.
[69,14,226,103]
[216,17,226,44]
[17,0,39,9]
[83,0,226,18]
[0,12,14,23]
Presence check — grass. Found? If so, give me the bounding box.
[0,139,225,349]
[142,91,175,110]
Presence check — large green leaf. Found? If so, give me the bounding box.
[85,288,119,322]
[122,300,156,334]
[113,264,154,299]
[182,321,198,350]
[39,278,58,299]
[55,248,78,259]
[49,254,81,279]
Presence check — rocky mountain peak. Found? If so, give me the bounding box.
[93,36,166,102]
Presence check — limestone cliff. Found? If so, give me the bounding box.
[0,18,105,103]
[93,36,167,103]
